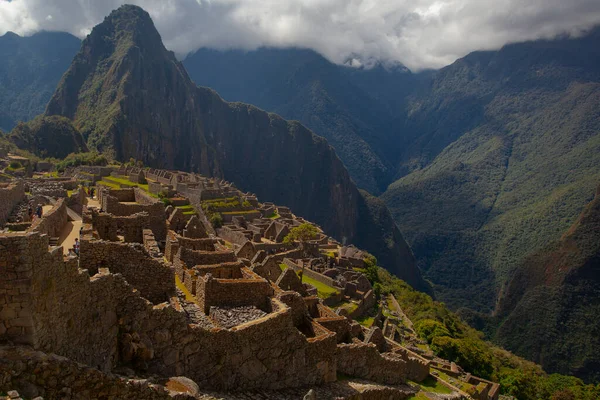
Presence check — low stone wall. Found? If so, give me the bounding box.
[217,226,251,245]
[165,231,217,262]
[31,198,68,238]
[79,238,174,303]
[65,186,86,215]
[102,194,166,241]
[389,343,430,382]
[283,258,338,288]
[0,233,339,391]
[337,343,407,385]
[93,212,149,243]
[179,247,237,268]
[221,211,262,223]
[0,346,189,400]
[0,181,25,227]
[196,269,274,313]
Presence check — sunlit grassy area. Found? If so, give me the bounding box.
[410,376,453,395]
[300,273,339,299]
[103,176,150,192]
[356,315,375,327]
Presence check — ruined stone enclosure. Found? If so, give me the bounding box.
[0,169,472,399]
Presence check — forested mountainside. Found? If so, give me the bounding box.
[494,185,600,382]
[383,28,600,311]
[0,31,80,132]
[18,4,425,290]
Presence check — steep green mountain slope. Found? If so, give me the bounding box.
[494,185,600,382]
[183,48,417,194]
[0,31,80,131]
[8,115,87,158]
[41,4,426,289]
[382,29,600,313]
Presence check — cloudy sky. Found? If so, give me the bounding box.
[1,0,600,70]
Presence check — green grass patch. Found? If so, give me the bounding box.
[339,301,359,314]
[300,273,340,299]
[279,263,287,272]
[176,205,195,212]
[415,376,453,394]
[266,212,280,219]
[356,315,375,327]
[97,180,119,189]
[221,210,258,215]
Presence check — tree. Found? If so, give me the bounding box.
[283,223,318,244]
[210,213,223,229]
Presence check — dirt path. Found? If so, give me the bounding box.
[59,219,83,255]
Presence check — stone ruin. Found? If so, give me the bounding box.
[0,170,500,400]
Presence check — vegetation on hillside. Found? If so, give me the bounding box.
[283,223,318,243]
[55,152,108,172]
[376,267,600,399]
[0,31,80,132]
[9,115,88,159]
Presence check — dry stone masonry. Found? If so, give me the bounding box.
[0,168,500,399]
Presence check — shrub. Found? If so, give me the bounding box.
[283,223,318,243]
[210,213,223,229]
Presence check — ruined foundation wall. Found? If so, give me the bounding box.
[31,199,68,238]
[337,343,407,385]
[80,239,174,303]
[196,272,274,313]
[0,346,188,400]
[0,233,339,391]
[0,182,25,227]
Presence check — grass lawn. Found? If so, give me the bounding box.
[339,301,359,314]
[356,315,375,327]
[412,376,453,394]
[99,176,158,198]
[97,180,120,189]
[433,370,474,393]
[301,273,339,299]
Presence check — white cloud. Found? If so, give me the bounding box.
[0,0,599,70]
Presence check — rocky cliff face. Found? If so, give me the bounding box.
[43,5,425,289]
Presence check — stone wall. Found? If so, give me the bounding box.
[283,258,338,288]
[0,346,190,400]
[0,233,339,391]
[179,248,237,268]
[79,238,174,303]
[217,226,251,245]
[93,212,149,243]
[195,268,274,313]
[389,344,430,382]
[31,198,68,238]
[0,182,25,227]
[102,193,166,241]
[65,186,86,215]
[337,343,407,385]
[165,231,217,262]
